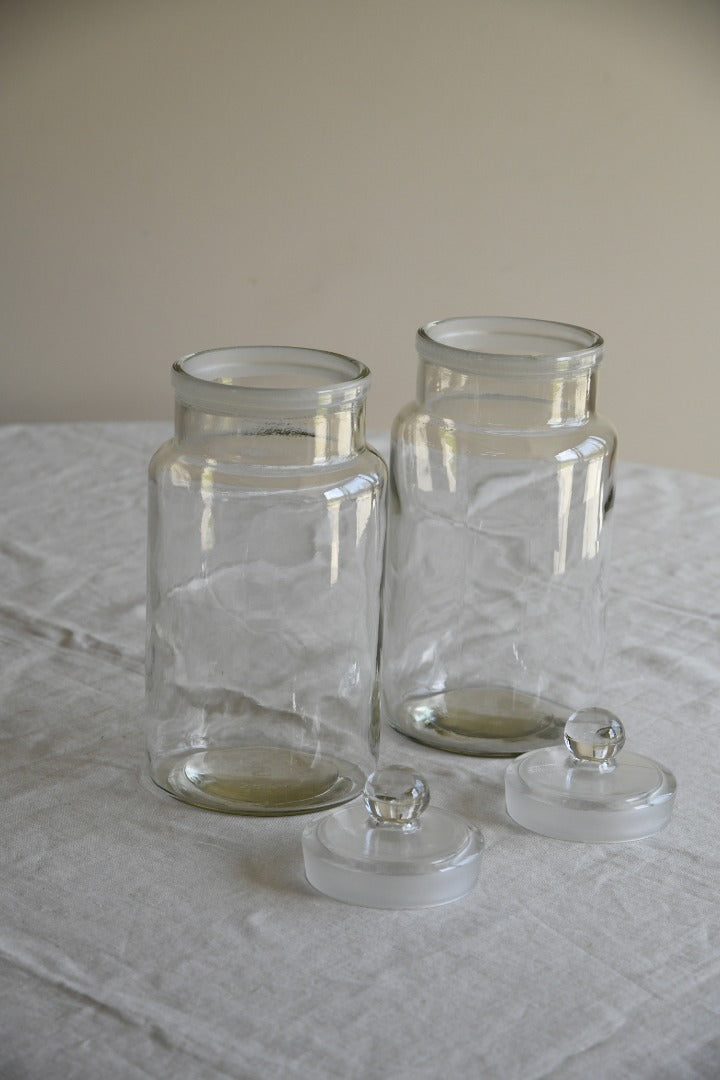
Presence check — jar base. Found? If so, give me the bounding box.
[151,746,367,815]
[389,686,568,757]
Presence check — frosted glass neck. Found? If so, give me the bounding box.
[416,317,603,430]
[172,346,370,464]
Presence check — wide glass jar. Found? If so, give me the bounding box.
[381,317,617,756]
[146,346,386,813]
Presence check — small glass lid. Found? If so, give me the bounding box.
[505,707,676,842]
[302,765,483,908]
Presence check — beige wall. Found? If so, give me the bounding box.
[2,0,719,474]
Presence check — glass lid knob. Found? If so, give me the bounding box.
[564,707,626,765]
[363,766,430,826]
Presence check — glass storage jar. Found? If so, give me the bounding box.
[146,346,386,813]
[381,317,617,756]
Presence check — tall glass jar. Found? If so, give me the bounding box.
[381,317,617,756]
[146,347,386,813]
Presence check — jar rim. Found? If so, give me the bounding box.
[417,317,603,376]
[172,346,371,415]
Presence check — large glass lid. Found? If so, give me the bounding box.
[302,765,483,908]
[505,708,676,842]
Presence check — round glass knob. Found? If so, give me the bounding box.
[564,707,626,764]
[363,766,430,826]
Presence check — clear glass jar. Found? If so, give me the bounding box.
[146,346,386,813]
[381,317,617,756]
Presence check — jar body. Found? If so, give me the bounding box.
[146,347,386,813]
[381,318,617,756]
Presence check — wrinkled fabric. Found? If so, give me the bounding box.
[1,422,718,1080]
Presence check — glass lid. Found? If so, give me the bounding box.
[302,765,483,908]
[505,708,676,842]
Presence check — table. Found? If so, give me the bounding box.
[2,422,718,1079]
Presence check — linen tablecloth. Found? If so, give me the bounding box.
[1,422,718,1079]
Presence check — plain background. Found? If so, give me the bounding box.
[2,0,719,475]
